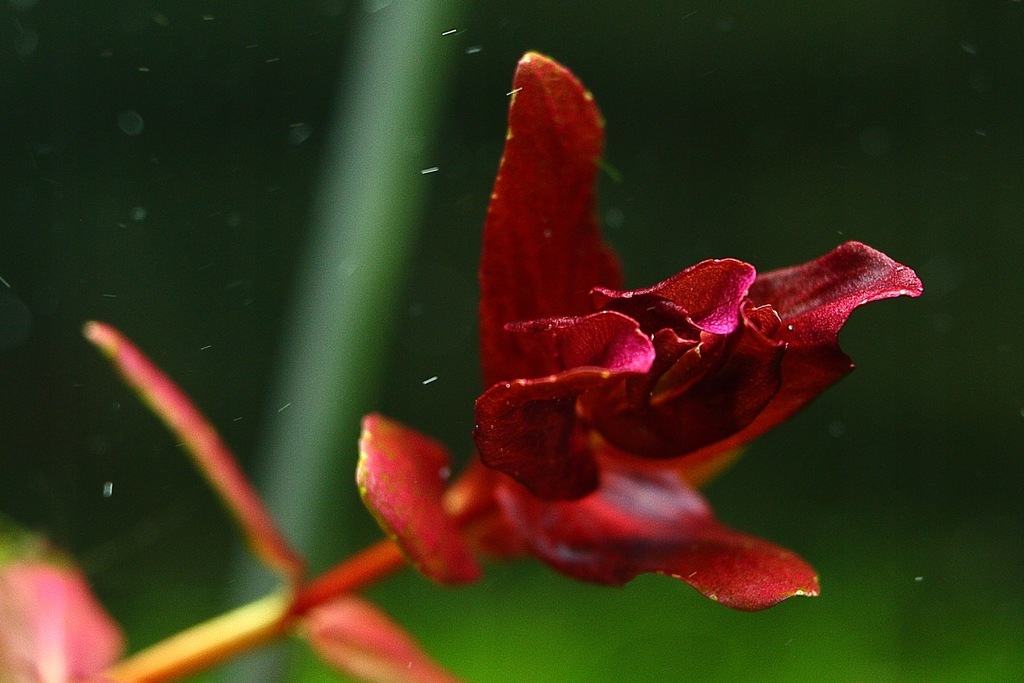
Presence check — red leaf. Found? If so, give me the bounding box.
[674,241,924,471]
[0,562,124,683]
[305,596,462,683]
[357,415,480,585]
[83,322,304,583]
[474,312,655,500]
[496,461,819,611]
[479,52,622,387]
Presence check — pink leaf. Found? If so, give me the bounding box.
[0,562,123,683]
[82,321,304,583]
[357,415,480,585]
[305,596,462,683]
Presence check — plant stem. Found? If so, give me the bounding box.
[102,540,405,683]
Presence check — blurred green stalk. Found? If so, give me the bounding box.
[225,1,465,680]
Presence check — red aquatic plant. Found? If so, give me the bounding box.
[362,52,922,611]
[0,52,921,683]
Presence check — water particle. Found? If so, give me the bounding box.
[200,344,212,350]
[0,274,9,288]
[118,110,145,136]
[914,576,924,582]
[507,87,523,96]
[420,166,439,175]
[441,28,458,36]
[277,402,292,412]
[828,420,846,438]
[102,481,114,498]
[130,206,147,220]
[287,122,313,146]
[422,375,439,385]
[265,57,281,63]
[465,45,482,55]
[202,14,214,21]
[13,30,38,57]
[137,66,150,72]
[604,207,624,229]
[859,125,891,157]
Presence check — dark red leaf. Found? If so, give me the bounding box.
[474,312,655,499]
[676,241,924,469]
[357,415,480,585]
[479,52,622,387]
[587,304,786,459]
[496,461,819,611]
[593,258,757,335]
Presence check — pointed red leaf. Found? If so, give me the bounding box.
[675,242,924,470]
[0,561,124,682]
[305,596,462,683]
[496,460,819,611]
[357,414,480,585]
[479,51,622,387]
[82,322,304,583]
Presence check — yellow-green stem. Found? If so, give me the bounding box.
[103,539,406,683]
[104,592,292,683]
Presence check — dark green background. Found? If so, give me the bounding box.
[1,1,1021,681]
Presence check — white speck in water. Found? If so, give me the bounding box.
[542,228,552,238]
[914,576,924,582]
[363,0,392,13]
[975,128,988,137]
[102,481,114,498]
[828,420,846,438]
[507,87,523,96]
[0,274,10,288]
[287,122,313,146]
[441,28,458,36]
[9,0,39,11]
[465,45,482,55]
[960,41,978,56]
[786,324,794,331]
[604,207,624,229]
[118,110,145,136]
[438,466,451,480]
[102,293,118,298]
[200,344,212,350]
[859,125,891,157]
[277,402,292,413]
[420,166,439,175]
[137,66,150,72]
[233,416,243,421]
[422,375,439,385]
[130,206,148,221]
[202,14,214,21]
[264,57,281,63]
[320,0,344,16]
[13,30,38,57]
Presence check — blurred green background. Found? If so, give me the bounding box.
[1,1,1021,681]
